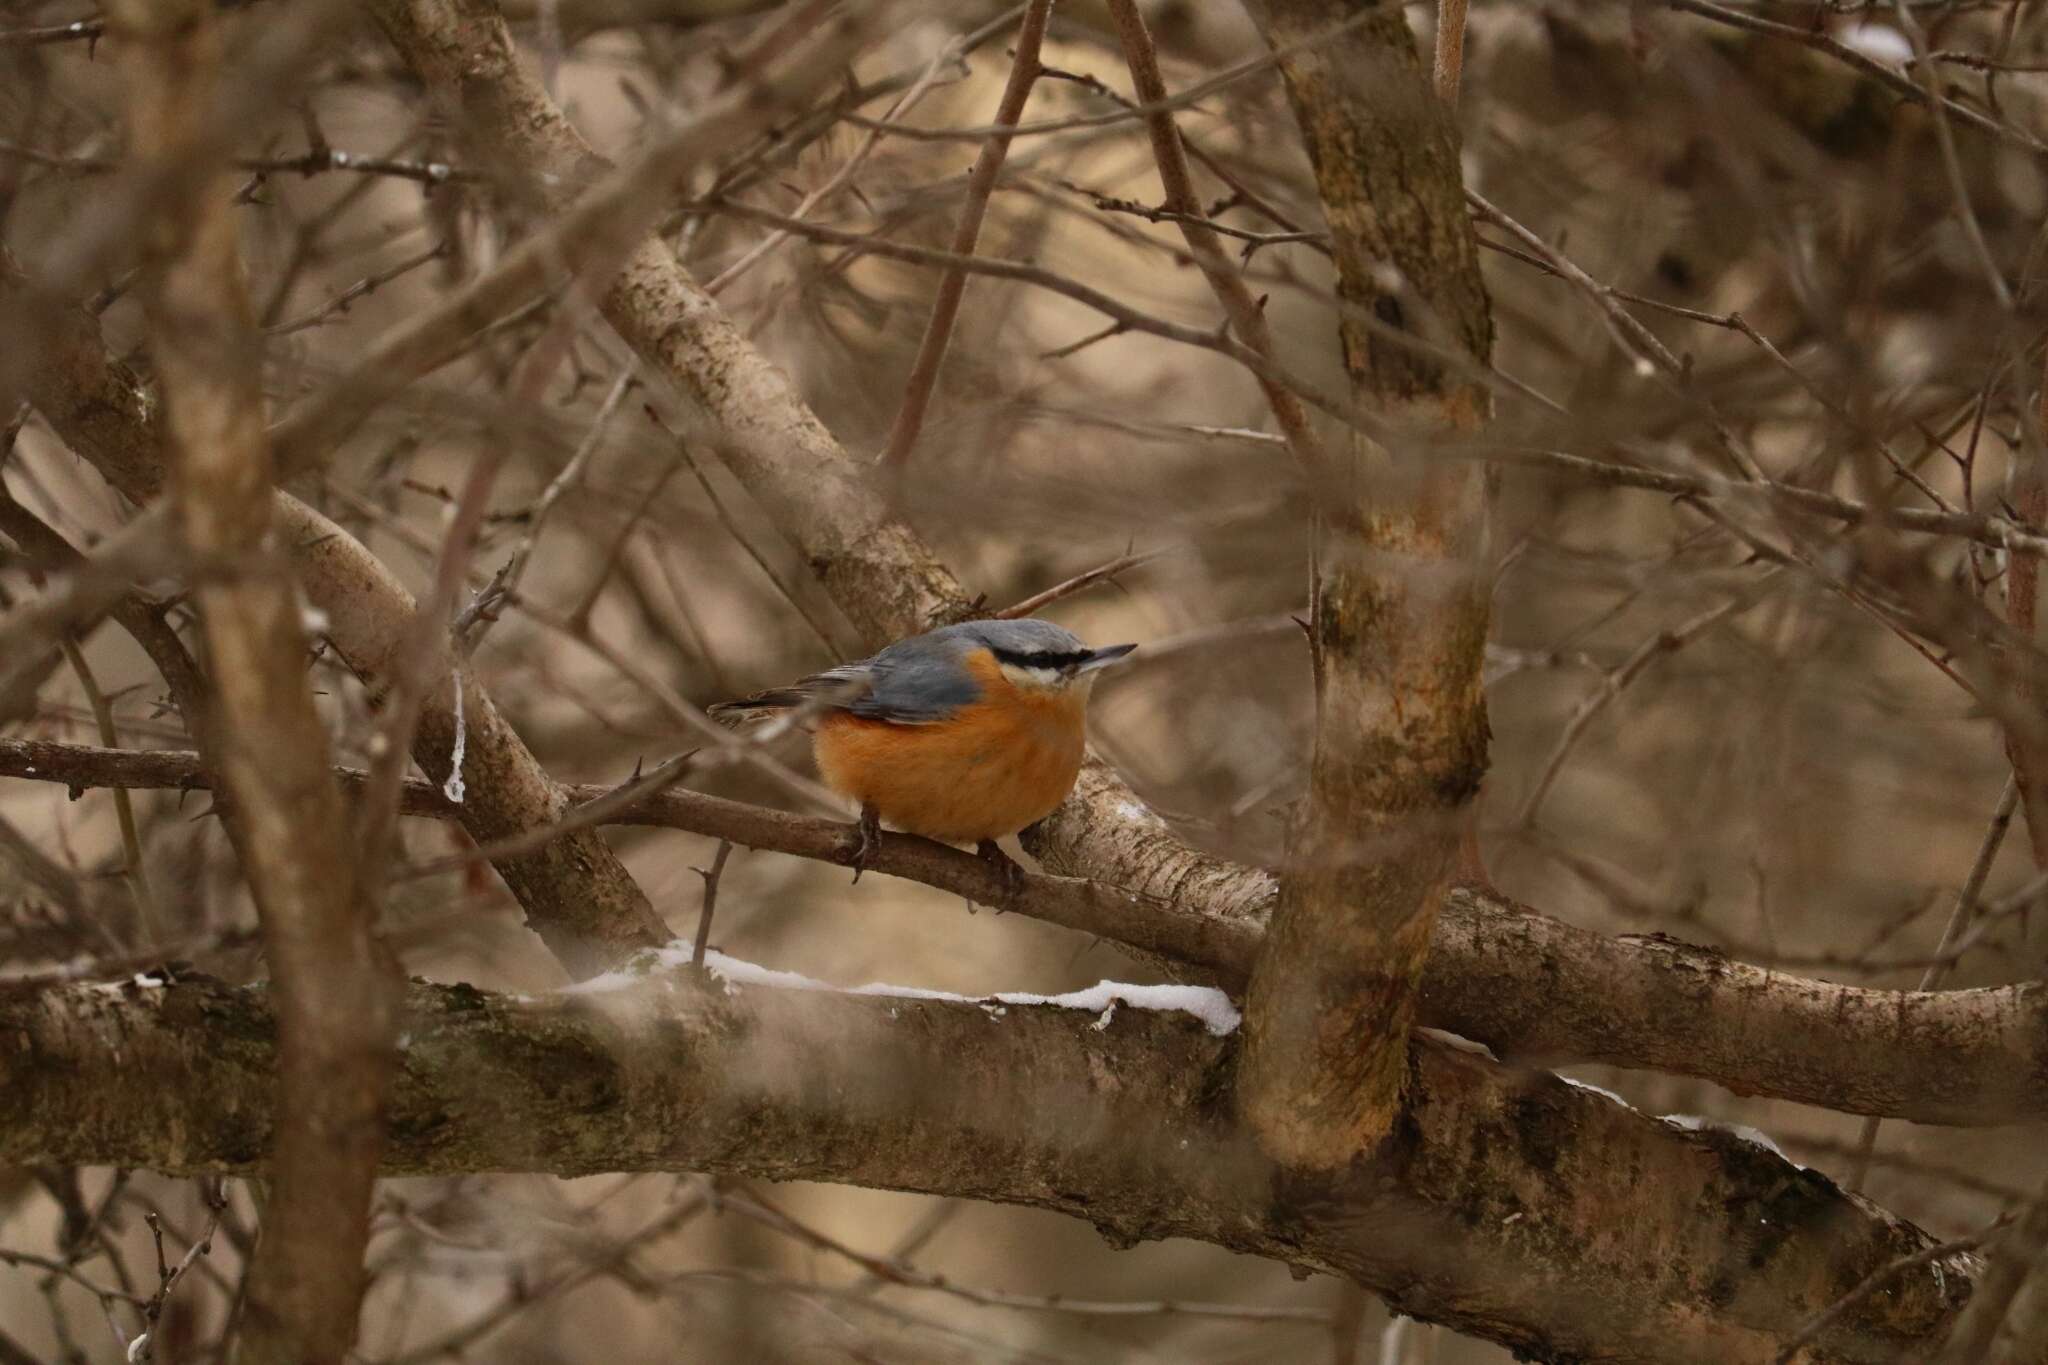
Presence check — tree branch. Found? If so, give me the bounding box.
[100,1,400,1358]
[0,971,1981,1365]
[8,736,2045,1126]
[879,0,1052,468]
[0,256,671,983]
[366,0,976,647]
[1105,0,1328,481]
[1232,0,1495,1164]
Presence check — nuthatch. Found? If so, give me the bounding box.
[711,619,1137,878]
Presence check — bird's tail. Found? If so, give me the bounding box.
[707,668,869,728]
[704,688,810,728]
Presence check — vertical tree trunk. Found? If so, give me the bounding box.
[1236,0,1495,1167]
[101,3,402,1359]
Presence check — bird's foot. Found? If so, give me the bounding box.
[976,838,1026,911]
[846,805,881,884]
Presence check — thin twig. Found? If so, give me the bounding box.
[1106,0,1329,480]
[1846,775,2018,1189]
[0,17,104,47]
[1773,1217,2007,1364]
[995,548,1162,618]
[264,239,451,336]
[463,361,638,645]
[1889,0,2012,311]
[880,0,1053,468]
[0,140,480,184]
[57,637,162,944]
[1516,568,1784,828]
[690,840,734,969]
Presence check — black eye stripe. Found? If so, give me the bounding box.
[991,647,1091,668]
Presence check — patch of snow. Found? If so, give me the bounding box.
[1418,1026,1496,1059]
[1559,1076,1630,1107]
[442,673,466,804]
[976,979,1241,1036]
[562,946,1242,1034]
[1839,24,1911,65]
[1660,1113,1798,1165]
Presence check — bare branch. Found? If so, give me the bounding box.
[3,241,672,980]
[880,0,1053,469]
[1106,0,1329,480]
[1233,0,1495,1165]
[1433,0,1468,105]
[99,1,401,1358]
[1935,1177,2048,1363]
[11,735,2047,1126]
[0,971,1985,1364]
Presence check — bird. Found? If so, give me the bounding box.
[709,618,1137,884]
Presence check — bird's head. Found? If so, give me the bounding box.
[952,618,1137,696]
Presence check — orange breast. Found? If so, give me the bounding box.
[812,651,1088,844]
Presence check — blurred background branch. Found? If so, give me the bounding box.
[4,0,2048,1360]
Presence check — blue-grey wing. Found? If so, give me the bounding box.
[847,646,981,724]
[707,645,979,725]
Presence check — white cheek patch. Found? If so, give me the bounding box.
[998,662,1064,692]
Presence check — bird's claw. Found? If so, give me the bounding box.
[847,806,881,884]
[976,838,1026,910]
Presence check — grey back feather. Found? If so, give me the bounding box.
[708,619,1086,726]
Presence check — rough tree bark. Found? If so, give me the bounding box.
[1234,0,1496,1164]
[0,972,1980,1365]
[98,2,402,1360]
[5,736,2043,1128]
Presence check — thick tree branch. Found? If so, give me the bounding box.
[100,1,401,1359]
[8,736,2045,1127]
[1233,0,1495,1164]
[0,971,1980,1365]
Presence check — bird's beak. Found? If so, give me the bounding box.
[1076,643,1138,674]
